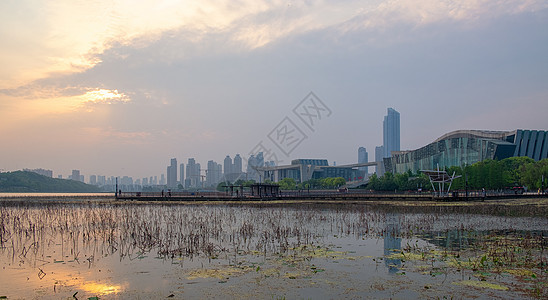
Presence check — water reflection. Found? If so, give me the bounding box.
[0,201,546,298]
[419,229,546,252]
[79,281,125,295]
[383,213,401,274]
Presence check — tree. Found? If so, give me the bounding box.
[216,181,230,192]
[521,158,548,190]
[380,172,398,191]
[278,178,297,190]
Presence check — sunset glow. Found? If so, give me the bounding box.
[80,89,130,104]
[0,0,546,179]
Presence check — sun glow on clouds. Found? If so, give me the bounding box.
[0,0,544,134]
[0,88,129,131]
[80,89,130,105]
[1,1,546,89]
[35,88,130,114]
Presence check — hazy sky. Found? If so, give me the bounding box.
[1,0,547,180]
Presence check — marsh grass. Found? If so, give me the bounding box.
[0,199,546,298]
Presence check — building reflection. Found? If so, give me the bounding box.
[384,213,401,274]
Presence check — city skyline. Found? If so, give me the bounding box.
[1,1,547,179]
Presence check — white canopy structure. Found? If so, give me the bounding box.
[421,166,461,197]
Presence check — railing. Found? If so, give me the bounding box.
[116,189,546,201]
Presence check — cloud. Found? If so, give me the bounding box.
[83,127,151,143]
[1,0,546,177]
[3,0,545,91]
[340,0,548,31]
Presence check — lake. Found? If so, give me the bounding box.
[1,198,546,299]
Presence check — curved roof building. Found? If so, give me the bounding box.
[385,129,548,174]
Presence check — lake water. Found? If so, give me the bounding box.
[1,199,546,299]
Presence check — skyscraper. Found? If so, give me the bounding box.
[71,170,81,182]
[160,174,166,185]
[206,160,222,187]
[383,108,400,158]
[167,158,178,188]
[358,147,368,177]
[89,175,97,185]
[186,158,201,188]
[375,145,385,176]
[179,163,185,185]
[224,155,233,176]
[375,146,384,162]
[247,152,265,181]
[233,154,242,174]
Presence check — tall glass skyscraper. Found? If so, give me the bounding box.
[383,108,400,158]
[167,158,177,188]
[358,147,368,176]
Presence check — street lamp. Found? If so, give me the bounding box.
[542,174,544,194]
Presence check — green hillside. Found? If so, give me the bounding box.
[0,171,101,193]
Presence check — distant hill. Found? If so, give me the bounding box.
[0,171,101,193]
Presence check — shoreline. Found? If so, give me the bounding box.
[1,195,547,215]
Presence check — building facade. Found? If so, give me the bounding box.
[223,155,233,176]
[247,152,265,181]
[383,108,400,158]
[233,154,243,174]
[167,158,178,188]
[375,146,385,175]
[71,170,81,182]
[259,158,370,183]
[385,129,548,174]
[186,158,201,188]
[206,160,222,187]
[179,163,185,185]
[358,147,368,177]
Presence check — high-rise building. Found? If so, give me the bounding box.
[375,146,385,175]
[358,147,368,177]
[383,108,400,158]
[179,163,185,185]
[71,170,81,182]
[121,176,133,185]
[167,158,178,188]
[206,160,222,187]
[90,175,97,185]
[375,146,384,162]
[186,158,201,188]
[247,152,265,181]
[160,174,166,185]
[233,154,242,174]
[223,155,233,176]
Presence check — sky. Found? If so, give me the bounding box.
[1,0,548,180]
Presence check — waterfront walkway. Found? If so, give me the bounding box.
[115,190,547,202]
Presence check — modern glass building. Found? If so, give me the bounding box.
[385,129,548,174]
[167,158,177,188]
[260,159,368,183]
[358,147,368,176]
[383,108,400,158]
